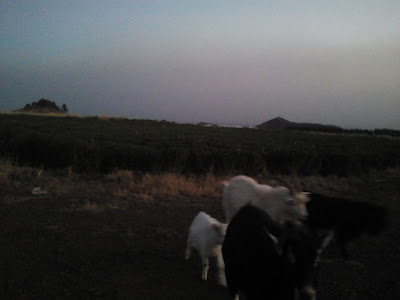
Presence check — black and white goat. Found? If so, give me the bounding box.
[305,192,387,260]
[222,205,322,300]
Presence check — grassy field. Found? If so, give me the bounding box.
[1,112,400,299]
[1,112,399,176]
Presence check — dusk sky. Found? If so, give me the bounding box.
[1,1,399,129]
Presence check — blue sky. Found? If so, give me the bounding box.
[1,1,399,129]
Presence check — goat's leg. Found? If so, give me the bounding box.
[185,239,191,260]
[321,230,335,249]
[225,263,239,299]
[201,257,209,280]
[216,255,227,286]
[316,230,335,263]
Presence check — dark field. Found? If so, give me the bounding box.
[1,113,399,176]
[1,113,400,299]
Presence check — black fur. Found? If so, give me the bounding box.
[222,205,319,300]
[306,193,387,259]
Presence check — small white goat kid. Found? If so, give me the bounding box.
[185,211,227,286]
[222,175,309,224]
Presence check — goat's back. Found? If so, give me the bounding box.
[221,176,258,220]
[188,212,226,255]
[222,175,294,223]
[306,194,387,235]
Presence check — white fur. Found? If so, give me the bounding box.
[222,175,309,223]
[185,212,227,286]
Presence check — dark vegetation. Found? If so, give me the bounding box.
[287,125,400,137]
[258,116,400,137]
[1,113,399,176]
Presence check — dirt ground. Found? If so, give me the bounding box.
[1,173,399,299]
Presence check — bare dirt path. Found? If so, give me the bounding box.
[1,175,399,299]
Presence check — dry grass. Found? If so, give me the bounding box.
[96,115,129,121]
[105,170,221,202]
[0,158,75,200]
[138,172,220,198]
[0,157,15,184]
[3,157,398,212]
[0,157,39,185]
[1,110,135,122]
[5,111,67,118]
[1,159,222,211]
[81,200,103,213]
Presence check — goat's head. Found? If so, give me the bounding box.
[284,192,310,222]
[211,222,227,244]
[269,177,310,222]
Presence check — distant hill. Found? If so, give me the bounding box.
[16,98,68,114]
[256,117,292,130]
[256,117,341,132]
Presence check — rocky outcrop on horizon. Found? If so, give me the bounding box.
[17,98,68,114]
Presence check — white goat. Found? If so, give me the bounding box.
[185,211,227,286]
[221,175,309,224]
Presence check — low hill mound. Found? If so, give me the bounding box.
[256,117,292,129]
[256,117,341,132]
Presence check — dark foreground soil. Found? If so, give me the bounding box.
[1,174,399,299]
